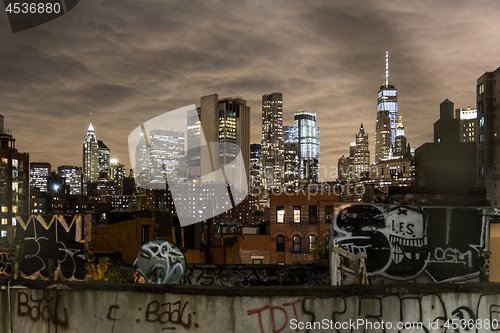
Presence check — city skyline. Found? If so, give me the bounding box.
[1,1,500,181]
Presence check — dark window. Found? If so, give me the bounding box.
[325,205,333,223]
[293,235,301,252]
[276,235,285,252]
[141,225,151,244]
[309,205,317,223]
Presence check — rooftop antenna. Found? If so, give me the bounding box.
[90,112,92,124]
[385,50,389,86]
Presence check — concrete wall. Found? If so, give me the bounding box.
[2,281,500,333]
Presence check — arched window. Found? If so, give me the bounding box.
[276,235,285,252]
[293,235,301,252]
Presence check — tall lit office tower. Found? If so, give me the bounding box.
[148,129,185,185]
[282,126,298,189]
[294,111,320,183]
[375,110,391,162]
[57,165,82,195]
[82,123,99,193]
[261,92,284,189]
[110,160,126,183]
[98,140,110,173]
[477,66,500,205]
[29,162,51,191]
[393,116,408,157]
[187,109,201,180]
[377,51,398,151]
[250,143,262,191]
[353,123,370,177]
[190,94,250,187]
[455,107,477,143]
[134,133,150,186]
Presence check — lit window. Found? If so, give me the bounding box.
[309,235,317,250]
[293,206,301,223]
[277,206,284,223]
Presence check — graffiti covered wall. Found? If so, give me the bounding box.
[179,264,330,286]
[331,205,491,283]
[15,215,87,281]
[3,283,500,332]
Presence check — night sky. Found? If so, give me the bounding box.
[1,0,500,181]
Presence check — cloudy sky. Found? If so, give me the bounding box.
[1,0,500,181]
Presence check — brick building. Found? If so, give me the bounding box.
[270,192,339,264]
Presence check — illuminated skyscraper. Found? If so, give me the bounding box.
[261,92,284,189]
[393,116,408,157]
[187,109,202,180]
[82,123,99,193]
[148,129,185,185]
[57,165,82,195]
[294,110,320,183]
[376,51,398,158]
[134,133,149,186]
[82,123,110,194]
[109,160,126,184]
[353,123,370,177]
[192,95,249,186]
[98,140,110,173]
[375,110,391,162]
[29,162,51,191]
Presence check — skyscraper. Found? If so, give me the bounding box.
[261,92,284,189]
[194,94,250,187]
[393,116,407,157]
[98,140,110,173]
[294,110,320,183]
[83,123,99,193]
[477,66,500,205]
[57,165,83,195]
[148,129,185,185]
[110,160,126,184]
[83,123,110,194]
[353,123,370,177]
[134,133,149,186]
[188,94,251,224]
[29,162,51,192]
[375,110,391,162]
[250,143,262,191]
[376,51,398,158]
